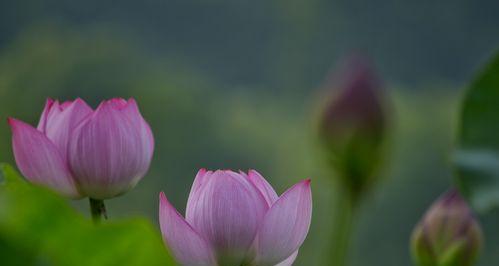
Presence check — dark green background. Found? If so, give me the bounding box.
[1,1,499,265]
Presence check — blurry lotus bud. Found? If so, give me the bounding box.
[8,98,154,199]
[411,189,483,266]
[319,56,388,197]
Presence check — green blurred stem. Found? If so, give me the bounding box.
[330,188,357,266]
[89,198,107,223]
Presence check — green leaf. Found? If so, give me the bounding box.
[454,51,499,212]
[0,164,177,266]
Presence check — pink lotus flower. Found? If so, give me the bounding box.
[8,98,154,199]
[159,170,312,266]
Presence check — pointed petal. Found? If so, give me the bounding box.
[186,169,213,219]
[255,180,312,266]
[8,118,80,198]
[190,169,210,196]
[159,192,216,266]
[41,98,93,161]
[247,170,279,206]
[186,170,268,265]
[113,98,155,178]
[274,250,298,266]
[117,98,154,155]
[37,98,55,133]
[68,100,153,199]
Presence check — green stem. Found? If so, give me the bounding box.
[330,188,357,266]
[89,198,107,223]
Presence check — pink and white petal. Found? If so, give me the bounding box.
[186,170,269,264]
[115,98,140,120]
[186,169,213,219]
[42,98,93,160]
[254,180,312,266]
[189,169,210,197]
[68,101,149,199]
[159,192,216,266]
[37,100,66,133]
[114,98,155,177]
[9,118,80,198]
[274,250,299,266]
[107,98,128,109]
[124,99,154,150]
[247,170,278,206]
[36,98,55,133]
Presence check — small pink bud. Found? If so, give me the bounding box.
[411,189,483,266]
[9,98,154,199]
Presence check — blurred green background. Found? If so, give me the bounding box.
[1,1,499,265]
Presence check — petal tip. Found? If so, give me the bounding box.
[70,98,93,112]
[7,117,14,126]
[248,169,258,175]
[110,98,128,108]
[45,98,55,105]
[7,117,24,130]
[73,97,86,105]
[159,191,167,202]
[198,168,207,174]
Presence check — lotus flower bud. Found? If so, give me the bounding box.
[159,169,312,266]
[411,189,483,266]
[8,98,154,199]
[319,56,388,197]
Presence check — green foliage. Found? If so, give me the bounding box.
[0,164,176,266]
[454,51,499,212]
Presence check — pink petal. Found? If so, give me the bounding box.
[68,100,153,199]
[190,169,210,195]
[186,170,268,265]
[247,170,279,206]
[186,169,213,219]
[254,180,312,266]
[118,98,155,169]
[104,98,154,173]
[37,98,55,133]
[274,250,299,266]
[107,98,129,109]
[159,192,216,266]
[38,98,93,161]
[8,118,80,198]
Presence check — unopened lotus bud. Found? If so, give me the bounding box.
[9,98,154,199]
[411,189,483,266]
[319,56,388,197]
